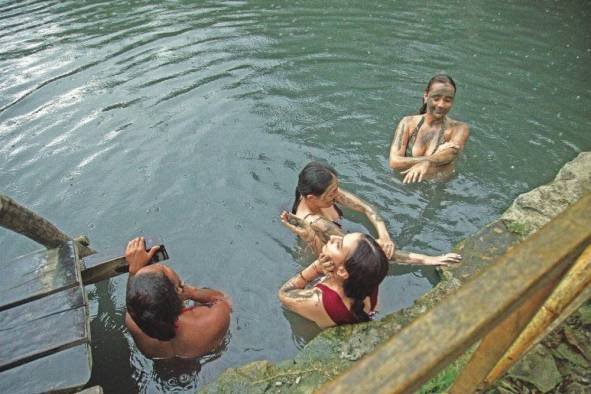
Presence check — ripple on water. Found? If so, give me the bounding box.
[1,1,591,392]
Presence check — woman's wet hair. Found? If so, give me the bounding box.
[127,271,183,341]
[419,74,457,114]
[291,161,337,214]
[342,234,389,323]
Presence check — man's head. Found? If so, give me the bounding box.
[126,264,184,341]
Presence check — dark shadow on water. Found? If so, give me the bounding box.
[86,281,137,393]
[282,308,323,348]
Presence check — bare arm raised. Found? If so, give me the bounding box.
[335,189,395,259]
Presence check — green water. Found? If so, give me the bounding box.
[1,0,590,392]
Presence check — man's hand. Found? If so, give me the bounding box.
[125,237,160,275]
[401,161,431,184]
[376,237,395,259]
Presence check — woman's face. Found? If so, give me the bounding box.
[314,175,339,208]
[424,82,455,119]
[322,233,362,267]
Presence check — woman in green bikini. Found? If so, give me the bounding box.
[389,74,470,184]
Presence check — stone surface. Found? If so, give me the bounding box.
[506,345,562,393]
[501,151,591,236]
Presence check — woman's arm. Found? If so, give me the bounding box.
[398,123,470,184]
[278,260,325,322]
[335,189,395,258]
[280,211,327,254]
[392,250,462,266]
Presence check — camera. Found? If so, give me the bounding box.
[144,237,169,263]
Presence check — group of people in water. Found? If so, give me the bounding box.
[124,74,470,359]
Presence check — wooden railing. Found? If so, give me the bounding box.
[317,192,591,394]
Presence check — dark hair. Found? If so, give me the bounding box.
[342,234,389,323]
[419,74,457,114]
[291,161,337,214]
[126,271,183,341]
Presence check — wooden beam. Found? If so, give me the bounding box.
[482,244,591,385]
[0,194,95,257]
[81,251,170,286]
[316,193,591,394]
[447,272,559,393]
[81,256,128,286]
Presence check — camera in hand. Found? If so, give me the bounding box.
[144,237,169,263]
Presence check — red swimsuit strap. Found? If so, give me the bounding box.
[315,283,357,325]
[315,284,379,325]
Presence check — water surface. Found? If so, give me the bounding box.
[1,0,590,392]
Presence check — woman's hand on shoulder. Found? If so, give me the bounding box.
[376,237,395,259]
[280,211,315,241]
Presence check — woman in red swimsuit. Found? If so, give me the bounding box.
[279,232,388,328]
[278,162,461,328]
[124,237,232,359]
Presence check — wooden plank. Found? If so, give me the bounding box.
[482,244,591,386]
[81,247,169,285]
[0,344,91,394]
[0,242,80,311]
[316,192,591,394]
[448,273,559,393]
[76,386,104,394]
[0,286,89,371]
[0,194,95,257]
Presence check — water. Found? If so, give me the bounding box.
[1,0,590,392]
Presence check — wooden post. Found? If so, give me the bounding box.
[482,245,591,385]
[447,274,560,393]
[0,194,95,257]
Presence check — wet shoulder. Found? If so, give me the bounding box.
[446,117,470,131]
[403,114,423,131]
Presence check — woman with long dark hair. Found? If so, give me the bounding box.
[278,162,461,327]
[389,74,470,184]
[279,233,388,327]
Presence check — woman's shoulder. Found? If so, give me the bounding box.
[400,114,423,130]
[446,117,470,131]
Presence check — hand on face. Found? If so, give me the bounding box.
[317,253,335,275]
[401,161,431,184]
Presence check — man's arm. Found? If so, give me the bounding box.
[181,285,231,306]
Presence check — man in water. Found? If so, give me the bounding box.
[125,237,231,358]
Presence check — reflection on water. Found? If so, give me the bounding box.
[1,0,590,392]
